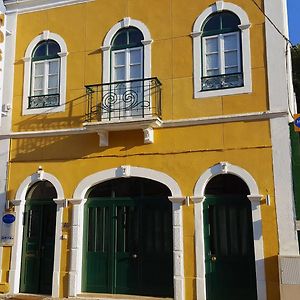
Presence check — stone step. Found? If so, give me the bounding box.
[77,293,173,300]
[0,293,173,300]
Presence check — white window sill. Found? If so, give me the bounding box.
[194,85,252,99]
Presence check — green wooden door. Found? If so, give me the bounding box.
[20,200,56,294]
[204,195,257,300]
[82,197,173,297]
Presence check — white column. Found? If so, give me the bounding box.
[247,195,267,300]
[0,11,17,289]
[191,196,206,300]
[264,0,299,255]
[168,196,185,300]
[68,199,85,297]
[9,200,24,294]
[52,199,67,298]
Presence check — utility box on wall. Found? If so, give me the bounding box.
[279,255,300,300]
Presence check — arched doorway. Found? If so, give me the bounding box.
[82,177,174,297]
[20,180,57,294]
[203,174,257,300]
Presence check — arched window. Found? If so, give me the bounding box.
[111,27,144,83]
[22,31,68,115]
[192,2,252,98]
[201,12,242,91]
[97,18,158,122]
[101,25,148,120]
[30,40,61,108]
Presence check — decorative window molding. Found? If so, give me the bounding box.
[70,166,185,300]
[9,169,65,297]
[192,162,266,300]
[22,30,68,115]
[101,17,152,84]
[192,1,252,98]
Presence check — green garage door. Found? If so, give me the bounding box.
[82,178,173,298]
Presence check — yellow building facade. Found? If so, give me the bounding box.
[0,0,299,299]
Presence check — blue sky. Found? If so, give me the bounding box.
[287,0,300,45]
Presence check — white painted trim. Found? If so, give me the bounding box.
[9,171,64,296]
[0,110,288,139]
[269,117,299,254]
[168,197,185,300]
[52,198,67,298]
[192,162,266,300]
[102,17,152,84]
[0,11,16,281]
[22,31,68,115]
[264,0,299,255]
[192,1,252,98]
[70,166,184,300]
[4,0,94,14]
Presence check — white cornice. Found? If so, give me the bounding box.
[162,110,287,128]
[0,110,288,139]
[4,0,94,14]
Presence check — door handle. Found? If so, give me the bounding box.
[211,255,217,262]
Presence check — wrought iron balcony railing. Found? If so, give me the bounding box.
[28,94,60,109]
[85,77,162,122]
[201,72,243,91]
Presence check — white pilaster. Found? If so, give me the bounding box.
[0,11,17,292]
[168,196,185,300]
[52,198,67,298]
[264,0,299,255]
[68,198,86,297]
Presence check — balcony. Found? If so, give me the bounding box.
[84,78,162,146]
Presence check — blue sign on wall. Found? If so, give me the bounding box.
[2,214,16,224]
[295,117,300,129]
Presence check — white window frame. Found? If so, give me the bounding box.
[101,17,152,84]
[22,30,68,115]
[32,58,60,96]
[112,47,143,82]
[202,32,242,90]
[192,1,252,98]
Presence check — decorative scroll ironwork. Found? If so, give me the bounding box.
[201,73,243,91]
[85,78,161,122]
[28,94,60,109]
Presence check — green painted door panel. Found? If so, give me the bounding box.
[83,197,173,297]
[139,198,173,297]
[20,205,42,293]
[83,200,112,293]
[39,203,56,294]
[204,195,257,300]
[20,200,56,294]
[115,200,139,294]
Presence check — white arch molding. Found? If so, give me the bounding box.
[192,162,267,300]
[9,169,65,298]
[68,166,185,300]
[22,30,68,115]
[101,17,152,83]
[192,1,252,98]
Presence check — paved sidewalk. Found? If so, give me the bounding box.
[0,294,172,300]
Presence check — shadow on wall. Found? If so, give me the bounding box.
[264,255,280,300]
[11,129,147,161]
[10,87,150,161]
